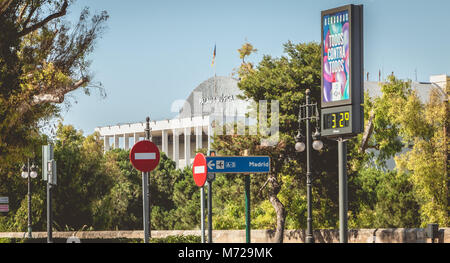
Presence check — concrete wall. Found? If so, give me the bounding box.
[1,228,448,243]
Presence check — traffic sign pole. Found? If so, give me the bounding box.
[245,175,251,243]
[143,117,151,243]
[338,138,348,243]
[207,151,215,243]
[27,158,32,239]
[207,177,213,243]
[129,117,161,243]
[143,171,149,243]
[243,150,251,244]
[192,153,208,243]
[47,183,53,243]
[201,186,205,243]
[43,144,55,243]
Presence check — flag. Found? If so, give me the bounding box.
[211,44,216,67]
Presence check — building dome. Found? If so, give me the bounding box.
[179,76,245,118]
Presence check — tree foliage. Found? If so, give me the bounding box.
[394,86,448,226]
[0,0,108,166]
[212,41,448,241]
[212,42,342,243]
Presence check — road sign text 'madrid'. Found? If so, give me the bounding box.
[249,161,269,168]
[206,156,270,174]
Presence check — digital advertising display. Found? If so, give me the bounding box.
[321,4,364,138]
[322,10,350,104]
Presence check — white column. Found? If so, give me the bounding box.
[208,120,213,152]
[184,127,191,167]
[162,130,168,155]
[195,126,202,150]
[124,134,129,150]
[173,129,179,169]
[104,136,110,152]
[114,134,119,149]
[134,133,140,145]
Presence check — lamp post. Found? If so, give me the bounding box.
[21,158,38,238]
[295,89,323,244]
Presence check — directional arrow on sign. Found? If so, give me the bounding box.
[207,160,215,170]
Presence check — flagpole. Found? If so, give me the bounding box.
[214,43,216,91]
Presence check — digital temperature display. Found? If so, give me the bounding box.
[321,104,363,137]
[323,111,350,129]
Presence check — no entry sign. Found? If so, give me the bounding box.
[130,140,160,172]
[192,153,207,187]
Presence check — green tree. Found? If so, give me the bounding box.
[52,123,110,230]
[351,76,448,227]
[170,166,201,230]
[349,168,420,228]
[0,0,108,167]
[395,87,448,226]
[213,41,342,242]
[91,148,141,230]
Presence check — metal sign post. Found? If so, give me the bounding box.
[207,173,215,243]
[338,138,348,243]
[245,175,251,243]
[200,187,205,243]
[142,171,149,243]
[243,150,251,244]
[43,144,56,243]
[143,117,151,243]
[47,181,53,243]
[206,150,216,243]
[129,117,160,243]
[192,153,208,243]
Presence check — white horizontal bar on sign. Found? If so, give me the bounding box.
[194,166,205,174]
[135,153,156,160]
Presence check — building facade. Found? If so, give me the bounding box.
[95,76,249,169]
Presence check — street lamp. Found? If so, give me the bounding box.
[21,159,38,238]
[295,89,323,244]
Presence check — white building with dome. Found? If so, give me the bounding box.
[95,76,249,169]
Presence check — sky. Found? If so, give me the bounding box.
[60,0,450,135]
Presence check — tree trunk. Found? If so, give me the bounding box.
[359,110,375,153]
[268,173,285,243]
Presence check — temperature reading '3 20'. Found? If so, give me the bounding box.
[324,111,350,129]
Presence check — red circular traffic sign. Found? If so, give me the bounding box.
[192,153,207,187]
[130,140,160,172]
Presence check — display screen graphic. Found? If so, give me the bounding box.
[322,10,350,104]
[323,111,350,129]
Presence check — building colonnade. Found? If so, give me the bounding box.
[96,116,211,169]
